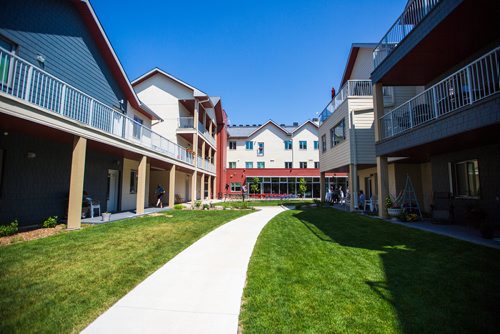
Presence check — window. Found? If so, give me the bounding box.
[245,141,254,150]
[285,161,293,168]
[257,161,265,169]
[257,142,264,156]
[300,161,308,168]
[321,135,326,152]
[129,170,137,193]
[314,162,319,169]
[228,161,236,168]
[284,140,292,150]
[229,141,237,150]
[0,37,15,86]
[133,116,143,139]
[299,140,307,150]
[314,141,319,150]
[330,118,345,147]
[245,161,254,168]
[452,160,480,198]
[230,182,242,192]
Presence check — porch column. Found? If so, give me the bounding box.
[67,136,87,230]
[201,141,206,162]
[208,175,212,199]
[209,121,213,137]
[373,82,385,142]
[349,164,358,211]
[136,155,147,215]
[169,165,176,208]
[320,171,326,203]
[200,173,205,201]
[213,176,217,199]
[377,157,389,218]
[191,171,197,204]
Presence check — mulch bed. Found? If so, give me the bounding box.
[0,225,66,246]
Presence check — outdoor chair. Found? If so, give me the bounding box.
[85,197,101,218]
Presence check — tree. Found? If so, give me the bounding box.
[250,177,260,194]
[298,178,307,198]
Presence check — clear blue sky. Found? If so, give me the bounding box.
[92,0,406,125]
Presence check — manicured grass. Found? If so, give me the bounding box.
[240,208,500,334]
[219,199,313,207]
[0,210,250,333]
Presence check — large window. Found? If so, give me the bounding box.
[285,161,293,168]
[229,141,237,150]
[245,141,254,150]
[257,161,265,168]
[129,170,137,194]
[230,182,241,192]
[321,134,326,152]
[314,141,319,150]
[133,116,143,139]
[452,160,480,198]
[300,161,308,168]
[299,141,307,150]
[245,161,254,168]
[284,140,292,150]
[257,142,264,156]
[228,161,236,168]
[330,118,345,147]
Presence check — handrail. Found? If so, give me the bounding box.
[0,47,194,166]
[373,0,441,69]
[379,46,500,139]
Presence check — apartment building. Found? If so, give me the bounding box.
[225,120,347,198]
[372,0,500,225]
[0,0,224,230]
[318,43,421,210]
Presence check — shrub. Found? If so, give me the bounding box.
[195,200,202,209]
[203,203,210,210]
[0,220,19,237]
[174,204,184,210]
[42,216,58,228]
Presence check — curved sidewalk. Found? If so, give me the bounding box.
[83,206,286,334]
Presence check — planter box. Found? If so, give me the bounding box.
[387,208,402,217]
[101,213,111,222]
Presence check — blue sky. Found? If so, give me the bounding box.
[93,0,406,125]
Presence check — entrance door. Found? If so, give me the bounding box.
[107,170,119,212]
[364,177,372,198]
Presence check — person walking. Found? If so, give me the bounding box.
[156,184,165,208]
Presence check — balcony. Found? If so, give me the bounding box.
[379,47,500,140]
[373,0,441,69]
[319,80,372,125]
[177,117,216,147]
[197,156,216,173]
[0,47,194,166]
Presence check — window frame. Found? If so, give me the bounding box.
[229,141,237,150]
[321,134,326,152]
[285,161,293,169]
[129,169,138,194]
[230,182,242,192]
[132,116,143,139]
[257,142,264,156]
[245,141,254,150]
[284,140,292,150]
[299,161,308,169]
[314,140,319,150]
[330,118,346,147]
[228,161,237,168]
[245,161,254,169]
[299,140,307,150]
[314,161,319,169]
[257,161,265,169]
[451,159,480,199]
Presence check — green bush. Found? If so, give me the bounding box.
[174,204,184,210]
[203,204,210,210]
[42,216,58,228]
[195,200,202,209]
[0,220,19,237]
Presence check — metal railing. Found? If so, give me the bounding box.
[195,156,215,173]
[0,47,194,165]
[179,116,194,128]
[319,80,372,125]
[380,47,500,139]
[373,0,440,68]
[178,117,216,146]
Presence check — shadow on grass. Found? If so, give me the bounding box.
[294,208,500,334]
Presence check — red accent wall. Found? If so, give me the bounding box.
[216,109,228,197]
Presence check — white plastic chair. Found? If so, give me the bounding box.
[86,197,101,218]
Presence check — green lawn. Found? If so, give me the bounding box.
[0,210,249,333]
[240,208,500,334]
[219,199,314,207]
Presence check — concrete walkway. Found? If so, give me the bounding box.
[82,206,286,334]
[82,207,171,224]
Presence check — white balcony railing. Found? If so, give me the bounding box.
[373,0,441,69]
[380,47,500,140]
[178,117,216,146]
[0,47,194,166]
[319,80,372,125]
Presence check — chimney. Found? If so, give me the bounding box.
[293,122,299,126]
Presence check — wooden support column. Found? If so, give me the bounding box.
[320,171,326,203]
[373,82,389,218]
[191,171,198,203]
[67,136,87,230]
[169,165,176,208]
[207,175,212,199]
[200,173,205,201]
[136,155,147,215]
[213,176,217,199]
[349,164,358,211]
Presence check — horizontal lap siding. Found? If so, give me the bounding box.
[0,0,126,110]
[319,101,350,172]
[350,97,376,165]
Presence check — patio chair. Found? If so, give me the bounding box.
[85,197,101,218]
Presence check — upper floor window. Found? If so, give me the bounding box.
[133,116,143,139]
[314,141,319,150]
[299,141,307,150]
[229,141,237,150]
[228,161,236,168]
[314,162,319,169]
[452,160,480,198]
[245,141,254,150]
[245,161,254,169]
[285,161,293,168]
[0,37,16,87]
[321,135,326,152]
[257,142,264,156]
[257,161,265,169]
[284,140,292,150]
[299,161,308,169]
[331,118,345,147]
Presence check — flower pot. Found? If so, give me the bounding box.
[101,213,111,222]
[387,208,402,218]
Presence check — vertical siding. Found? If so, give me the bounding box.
[0,0,126,110]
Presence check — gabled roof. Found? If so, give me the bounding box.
[75,0,160,120]
[291,120,318,134]
[339,43,377,87]
[131,67,209,98]
[227,119,318,138]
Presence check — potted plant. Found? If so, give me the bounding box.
[102,212,112,222]
[385,195,402,219]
